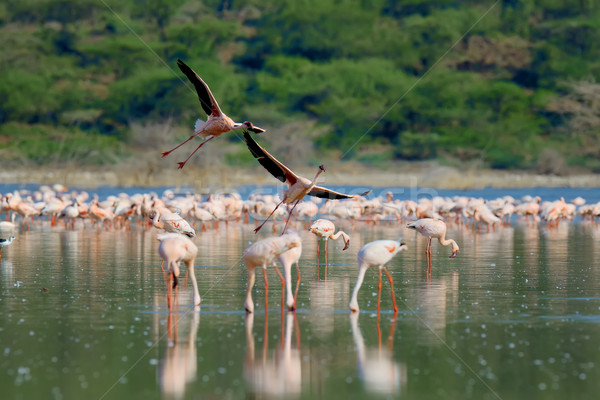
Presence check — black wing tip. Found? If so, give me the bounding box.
[359,190,372,197]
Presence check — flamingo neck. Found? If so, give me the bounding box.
[307,169,324,191]
[330,230,349,243]
[438,236,459,253]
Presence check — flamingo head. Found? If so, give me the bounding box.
[318,164,326,173]
[244,121,266,134]
[343,239,350,251]
[450,249,459,258]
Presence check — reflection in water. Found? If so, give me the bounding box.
[159,310,200,399]
[244,312,302,397]
[350,313,407,395]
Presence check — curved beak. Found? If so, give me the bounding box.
[449,250,459,258]
[343,240,350,251]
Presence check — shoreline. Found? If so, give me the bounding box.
[0,163,598,190]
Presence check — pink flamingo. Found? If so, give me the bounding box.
[158,233,200,310]
[309,219,350,272]
[406,218,459,275]
[349,239,408,314]
[162,59,265,169]
[149,209,196,238]
[245,132,370,235]
[243,233,302,313]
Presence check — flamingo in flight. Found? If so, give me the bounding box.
[349,239,407,314]
[244,132,371,234]
[407,218,459,276]
[309,218,350,272]
[162,59,265,169]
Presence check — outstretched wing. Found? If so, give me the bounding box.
[177,59,221,117]
[308,187,372,200]
[244,132,298,185]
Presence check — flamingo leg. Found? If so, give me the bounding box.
[383,266,398,313]
[377,267,383,317]
[281,199,301,235]
[161,134,196,157]
[254,200,284,233]
[176,135,215,169]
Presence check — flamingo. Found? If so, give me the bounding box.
[149,209,196,238]
[243,233,302,313]
[244,132,371,234]
[309,219,350,271]
[277,232,303,311]
[0,236,15,258]
[406,218,459,275]
[157,233,200,309]
[349,239,408,314]
[162,59,266,169]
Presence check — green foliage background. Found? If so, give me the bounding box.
[1,0,599,172]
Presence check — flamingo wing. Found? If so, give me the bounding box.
[243,132,298,185]
[177,59,221,117]
[308,187,372,200]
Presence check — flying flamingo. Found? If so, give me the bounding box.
[0,236,15,258]
[157,233,200,310]
[309,219,350,272]
[244,132,371,235]
[149,209,196,238]
[406,218,459,276]
[349,239,408,314]
[243,233,302,313]
[277,232,303,311]
[162,59,265,169]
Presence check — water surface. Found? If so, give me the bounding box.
[1,218,600,399]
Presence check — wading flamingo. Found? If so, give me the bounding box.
[0,236,15,258]
[149,209,196,238]
[309,219,350,271]
[349,239,407,314]
[245,132,371,234]
[158,233,200,310]
[243,233,302,313]
[407,218,459,275]
[162,59,265,169]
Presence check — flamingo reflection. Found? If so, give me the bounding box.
[244,312,302,397]
[350,313,407,395]
[158,310,200,399]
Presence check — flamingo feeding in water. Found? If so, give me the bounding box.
[309,219,350,271]
[244,132,371,234]
[349,239,407,314]
[157,233,200,309]
[162,59,266,169]
[406,218,459,276]
[277,233,303,312]
[243,232,302,313]
[0,236,15,258]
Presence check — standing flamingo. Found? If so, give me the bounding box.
[157,233,200,309]
[149,209,196,238]
[0,236,15,258]
[162,59,265,169]
[309,219,350,271]
[406,218,459,275]
[243,233,302,313]
[349,239,407,314]
[244,132,371,234]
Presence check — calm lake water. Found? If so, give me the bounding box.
[1,208,600,399]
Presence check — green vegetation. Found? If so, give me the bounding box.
[1,0,600,173]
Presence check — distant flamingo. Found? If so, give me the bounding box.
[309,219,350,272]
[149,209,196,238]
[158,233,200,309]
[407,218,459,275]
[277,232,303,311]
[243,233,302,313]
[349,239,408,314]
[244,132,371,234]
[89,200,115,231]
[0,236,15,258]
[162,59,265,169]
